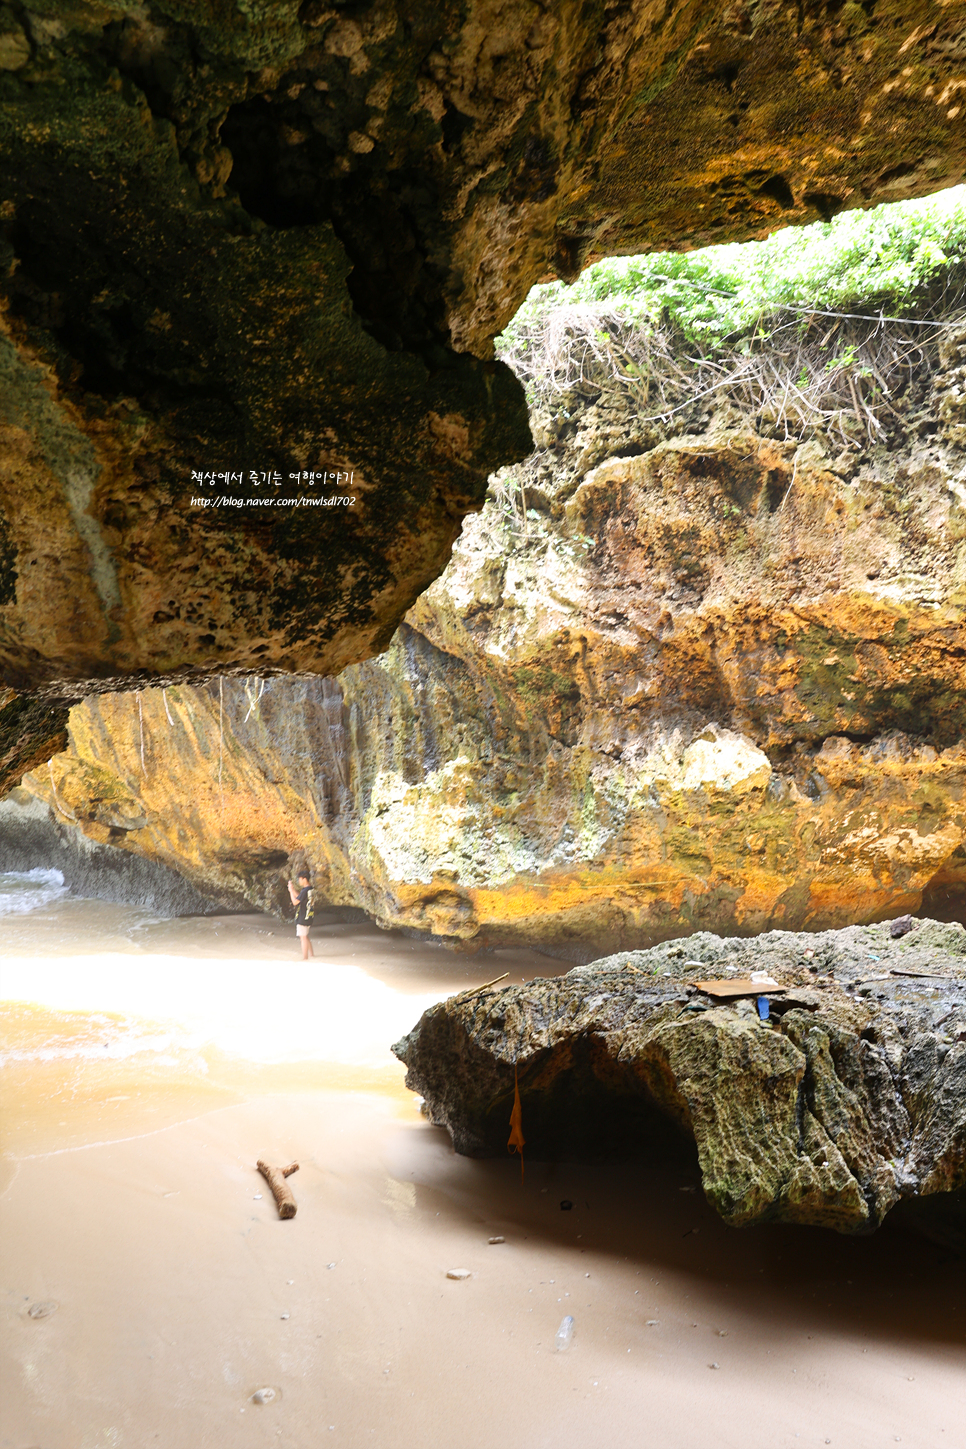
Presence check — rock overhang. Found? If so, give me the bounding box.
[1,0,965,746]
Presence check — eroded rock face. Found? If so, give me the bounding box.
[0,224,527,703]
[393,919,966,1234]
[23,668,966,946]
[0,788,232,915]
[0,687,68,795]
[18,389,965,948]
[2,0,965,734]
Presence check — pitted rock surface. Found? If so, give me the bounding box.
[20,403,965,942]
[393,919,966,1234]
[2,0,966,765]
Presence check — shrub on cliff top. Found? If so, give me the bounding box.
[500,187,966,355]
[495,189,966,449]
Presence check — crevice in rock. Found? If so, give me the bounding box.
[220,99,321,231]
[757,174,795,210]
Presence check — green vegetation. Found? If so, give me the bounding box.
[472,191,966,553]
[499,188,966,356]
[493,189,966,455]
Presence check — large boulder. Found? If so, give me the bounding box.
[393,918,966,1235]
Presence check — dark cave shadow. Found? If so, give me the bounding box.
[394,1122,966,1354]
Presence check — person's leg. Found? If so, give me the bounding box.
[300,929,311,961]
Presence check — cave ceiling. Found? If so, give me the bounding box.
[1,0,964,747]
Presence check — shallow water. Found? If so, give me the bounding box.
[0,880,549,1163]
[0,865,68,918]
[1,880,964,1448]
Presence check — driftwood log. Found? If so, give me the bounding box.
[257,1160,299,1219]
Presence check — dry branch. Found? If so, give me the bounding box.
[257,1159,299,1219]
[497,288,965,457]
[457,971,510,997]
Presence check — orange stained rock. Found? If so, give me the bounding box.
[805,880,922,924]
[17,406,966,954]
[465,872,697,925]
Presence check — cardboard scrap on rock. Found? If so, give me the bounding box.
[693,976,785,999]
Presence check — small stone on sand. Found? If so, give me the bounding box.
[446,1268,472,1280]
[252,1388,276,1404]
[488,1236,505,1244]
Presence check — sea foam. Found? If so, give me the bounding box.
[0,867,69,917]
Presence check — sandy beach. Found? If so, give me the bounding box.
[2,888,964,1449]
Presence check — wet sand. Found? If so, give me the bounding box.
[2,894,964,1448]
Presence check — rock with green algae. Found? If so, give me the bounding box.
[393,919,966,1235]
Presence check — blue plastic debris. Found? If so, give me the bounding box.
[757,996,770,1021]
[867,954,881,961]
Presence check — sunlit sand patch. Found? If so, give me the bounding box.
[0,893,550,1161]
[1,889,962,1448]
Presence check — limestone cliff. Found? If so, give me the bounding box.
[2,0,966,773]
[0,686,68,791]
[393,918,966,1236]
[18,312,965,951]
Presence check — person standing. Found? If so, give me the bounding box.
[287,871,315,960]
